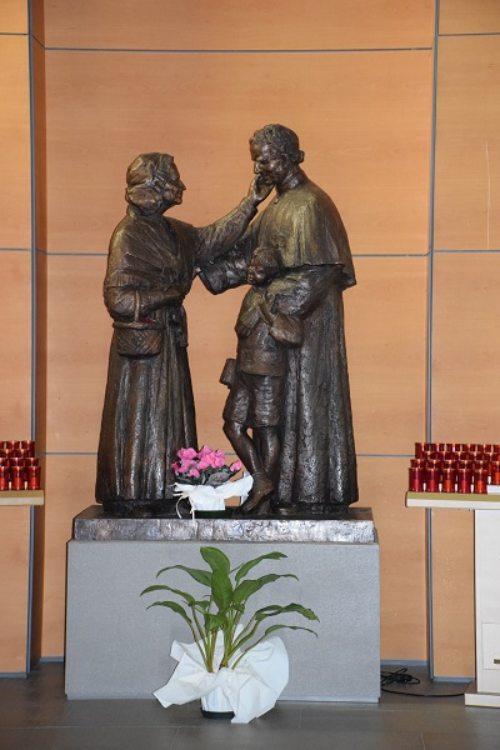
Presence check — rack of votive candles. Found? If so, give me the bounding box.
[408,442,500,495]
[0,440,41,491]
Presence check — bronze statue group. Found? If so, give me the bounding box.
[96,125,358,518]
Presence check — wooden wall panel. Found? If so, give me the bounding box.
[35,0,485,674]
[34,34,48,454]
[0,252,32,437]
[345,257,427,454]
[35,250,47,456]
[46,256,108,453]
[0,36,31,250]
[0,0,27,33]
[431,510,475,677]
[0,508,30,672]
[432,253,500,441]
[440,0,500,35]
[430,8,500,678]
[434,37,500,251]
[43,0,434,51]
[41,455,97,656]
[359,458,427,661]
[45,49,432,254]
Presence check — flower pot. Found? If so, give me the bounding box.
[200,707,235,720]
[200,687,235,720]
[153,635,290,724]
[174,474,253,518]
[194,509,232,519]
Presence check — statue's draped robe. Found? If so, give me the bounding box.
[201,176,358,509]
[96,201,255,512]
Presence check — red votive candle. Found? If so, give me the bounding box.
[474,459,489,471]
[28,465,41,490]
[426,459,442,483]
[11,465,23,491]
[491,461,500,485]
[457,467,472,494]
[409,467,425,491]
[415,442,424,458]
[425,467,440,492]
[0,465,8,490]
[422,451,438,462]
[410,458,426,468]
[459,452,474,462]
[21,440,35,456]
[442,467,456,493]
[474,468,488,494]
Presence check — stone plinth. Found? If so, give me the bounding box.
[73,504,376,544]
[66,506,380,702]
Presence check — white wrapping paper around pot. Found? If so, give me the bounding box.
[174,474,253,514]
[153,634,289,723]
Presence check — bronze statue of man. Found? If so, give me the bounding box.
[201,125,358,515]
[96,153,270,516]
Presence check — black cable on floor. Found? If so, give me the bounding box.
[381,667,465,698]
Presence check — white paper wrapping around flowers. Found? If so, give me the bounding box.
[174,474,253,512]
[153,633,289,723]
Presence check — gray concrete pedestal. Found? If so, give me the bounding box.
[65,506,380,702]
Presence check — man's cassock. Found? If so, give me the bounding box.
[201,174,358,511]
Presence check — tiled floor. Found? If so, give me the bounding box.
[0,664,499,749]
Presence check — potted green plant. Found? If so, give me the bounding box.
[141,546,319,723]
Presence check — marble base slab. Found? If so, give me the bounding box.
[66,507,380,702]
[73,505,376,544]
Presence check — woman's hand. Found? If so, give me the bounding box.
[247,175,273,205]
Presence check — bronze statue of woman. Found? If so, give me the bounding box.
[96,153,269,516]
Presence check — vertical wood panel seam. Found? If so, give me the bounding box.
[27,0,37,676]
[425,0,441,680]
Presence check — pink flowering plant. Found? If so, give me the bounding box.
[172,446,242,487]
